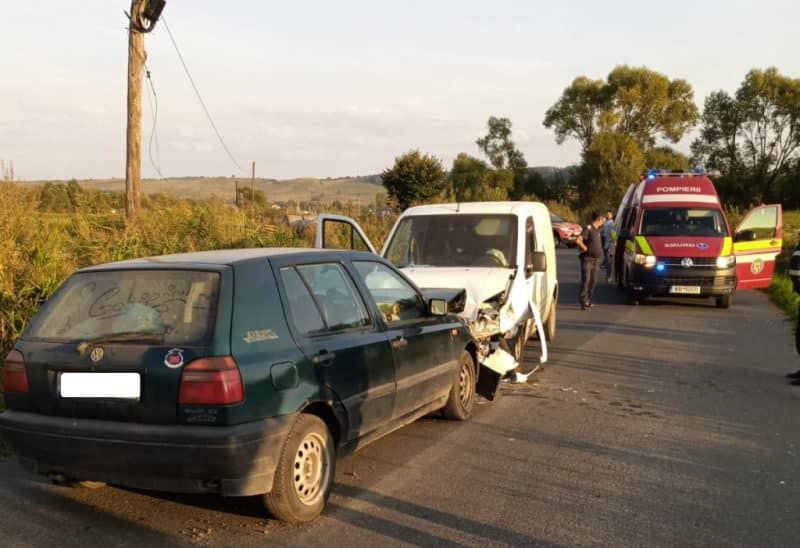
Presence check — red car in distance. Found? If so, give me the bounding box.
[550,213,582,248]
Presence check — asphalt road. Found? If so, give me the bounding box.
[1,248,798,547]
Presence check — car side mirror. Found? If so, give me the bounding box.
[734,229,757,242]
[428,298,448,316]
[526,251,547,276]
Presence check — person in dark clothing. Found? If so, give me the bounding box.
[576,212,605,310]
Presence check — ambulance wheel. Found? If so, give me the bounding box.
[715,295,731,309]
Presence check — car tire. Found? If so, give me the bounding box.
[554,233,562,248]
[545,294,557,342]
[715,294,731,309]
[263,414,335,524]
[442,351,476,421]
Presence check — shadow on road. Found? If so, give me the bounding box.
[328,483,564,547]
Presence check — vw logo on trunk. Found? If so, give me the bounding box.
[89,347,104,363]
[681,257,694,268]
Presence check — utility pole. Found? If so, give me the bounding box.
[125,0,146,218]
[124,0,166,218]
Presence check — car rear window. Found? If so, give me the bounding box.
[26,269,220,345]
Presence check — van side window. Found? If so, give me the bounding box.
[353,261,425,323]
[295,264,371,332]
[279,267,325,335]
[524,217,536,278]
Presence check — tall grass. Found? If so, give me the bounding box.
[768,211,800,323]
[0,182,395,360]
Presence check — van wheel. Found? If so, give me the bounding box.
[715,294,731,309]
[263,414,335,524]
[442,351,476,421]
[545,294,557,342]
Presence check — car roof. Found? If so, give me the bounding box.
[401,201,548,217]
[81,248,377,271]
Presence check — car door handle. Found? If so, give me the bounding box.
[391,337,408,350]
[312,351,336,365]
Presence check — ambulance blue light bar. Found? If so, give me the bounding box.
[644,168,706,180]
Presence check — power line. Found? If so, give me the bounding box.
[144,62,164,177]
[161,16,246,174]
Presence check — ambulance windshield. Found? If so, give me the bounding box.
[641,208,728,237]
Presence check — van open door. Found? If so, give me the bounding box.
[733,204,783,289]
[314,214,377,254]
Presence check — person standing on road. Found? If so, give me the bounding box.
[601,210,615,283]
[576,212,605,311]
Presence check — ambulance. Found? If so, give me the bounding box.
[613,170,782,308]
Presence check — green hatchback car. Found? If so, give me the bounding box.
[0,248,482,523]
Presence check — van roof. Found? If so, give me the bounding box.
[402,201,549,217]
[637,175,720,207]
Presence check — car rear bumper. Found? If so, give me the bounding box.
[0,410,296,496]
[630,264,736,297]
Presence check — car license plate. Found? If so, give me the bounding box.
[59,372,141,399]
[670,285,701,295]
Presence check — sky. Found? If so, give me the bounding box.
[1,0,799,181]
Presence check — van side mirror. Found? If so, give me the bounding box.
[526,251,547,276]
[734,229,757,242]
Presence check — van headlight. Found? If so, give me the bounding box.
[634,254,656,267]
[716,255,736,268]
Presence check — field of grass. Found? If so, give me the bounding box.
[23,176,386,206]
[768,210,800,322]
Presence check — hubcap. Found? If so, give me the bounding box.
[459,361,472,406]
[293,432,328,505]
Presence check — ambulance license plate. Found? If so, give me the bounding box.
[670,285,701,295]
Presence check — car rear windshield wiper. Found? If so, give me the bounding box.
[76,331,166,356]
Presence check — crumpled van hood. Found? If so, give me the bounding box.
[400,267,514,320]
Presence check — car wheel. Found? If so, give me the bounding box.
[263,414,335,524]
[545,294,557,342]
[442,351,476,421]
[715,294,731,309]
[554,233,562,248]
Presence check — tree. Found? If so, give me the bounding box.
[543,76,610,152]
[577,131,646,214]
[448,153,513,202]
[644,146,690,172]
[544,66,699,152]
[476,116,528,197]
[382,149,446,210]
[692,67,800,206]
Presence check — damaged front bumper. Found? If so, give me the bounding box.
[470,296,548,378]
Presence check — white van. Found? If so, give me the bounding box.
[315,202,558,388]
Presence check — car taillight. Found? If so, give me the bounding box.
[178,356,243,406]
[2,350,29,394]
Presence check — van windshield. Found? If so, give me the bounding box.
[26,269,220,345]
[385,214,518,268]
[641,208,728,237]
